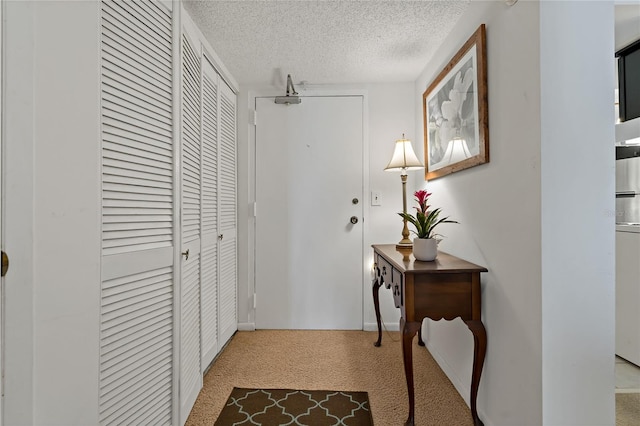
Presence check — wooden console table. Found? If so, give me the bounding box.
[372,244,488,426]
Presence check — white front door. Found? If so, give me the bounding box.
[255,95,364,329]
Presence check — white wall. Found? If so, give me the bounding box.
[236,86,253,328]
[363,83,416,331]
[414,2,542,423]
[4,2,36,422]
[413,1,615,425]
[540,2,615,424]
[33,2,101,423]
[4,1,101,424]
[236,83,415,330]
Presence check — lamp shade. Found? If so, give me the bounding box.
[384,136,424,171]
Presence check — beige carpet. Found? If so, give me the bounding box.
[186,330,473,426]
[616,393,640,426]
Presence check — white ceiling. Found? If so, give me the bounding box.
[183,2,640,87]
[183,0,471,88]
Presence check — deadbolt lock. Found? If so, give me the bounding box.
[352,198,359,205]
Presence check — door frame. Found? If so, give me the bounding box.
[0,0,4,421]
[247,88,370,330]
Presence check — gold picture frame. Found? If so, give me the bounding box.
[423,24,489,180]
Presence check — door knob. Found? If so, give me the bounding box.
[1,251,8,277]
[350,216,358,224]
[182,249,189,260]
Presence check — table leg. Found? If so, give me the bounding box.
[373,277,383,347]
[401,317,421,426]
[464,320,487,426]
[417,324,425,346]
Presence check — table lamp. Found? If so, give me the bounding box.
[384,134,424,248]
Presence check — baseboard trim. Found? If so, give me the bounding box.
[363,322,399,332]
[238,323,398,332]
[237,322,256,331]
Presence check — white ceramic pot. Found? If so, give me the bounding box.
[413,238,437,261]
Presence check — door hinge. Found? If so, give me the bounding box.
[253,293,257,309]
[252,202,257,218]
[253,110,257,126]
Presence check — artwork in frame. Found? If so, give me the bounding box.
[423,24,488,181]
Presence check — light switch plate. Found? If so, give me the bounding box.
[371,192,381,206]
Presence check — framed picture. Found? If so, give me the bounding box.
[423,24,488,180]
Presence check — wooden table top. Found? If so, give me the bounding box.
[372,244,488,274]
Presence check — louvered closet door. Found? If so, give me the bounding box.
[200,56,219,370]
[100,1,174,425]
[218,81,237,345]
[180,29,202,425]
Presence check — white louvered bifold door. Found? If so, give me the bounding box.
[218,80,237,345]
[200,56,219,371]
[179,28,203,425]
[100,1,174,425]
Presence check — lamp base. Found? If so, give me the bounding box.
[396,239,413,249]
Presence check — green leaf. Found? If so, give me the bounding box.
[397,203,458,239]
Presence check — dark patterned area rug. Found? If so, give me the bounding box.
[214,387,373,425]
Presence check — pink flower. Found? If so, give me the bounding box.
[414,190,431,214]
[399,188,458,239]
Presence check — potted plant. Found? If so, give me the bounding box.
[398,189,458,261]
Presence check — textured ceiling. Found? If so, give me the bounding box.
[183,0,471,87]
